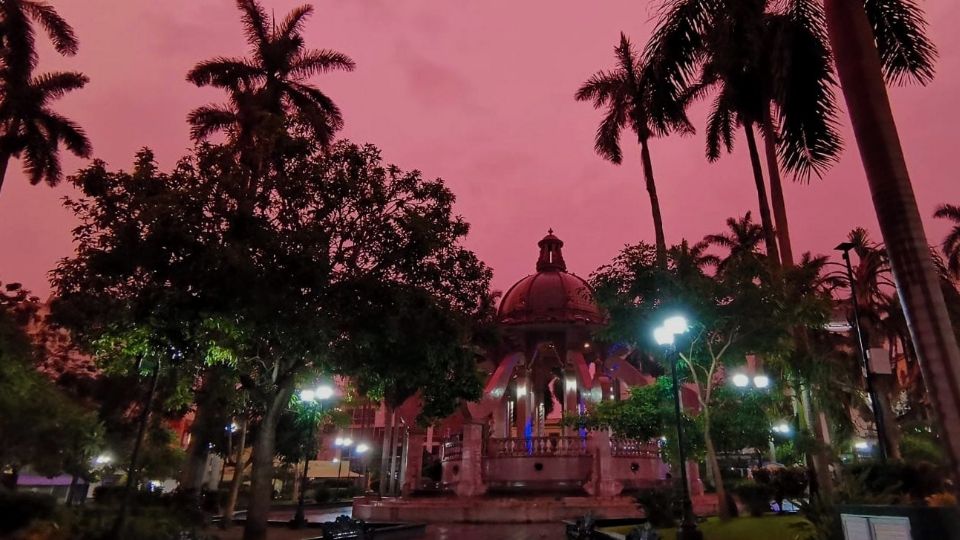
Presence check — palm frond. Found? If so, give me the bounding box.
[644,0,718,97]
[187,104,240,141]
[934,204,960,222]
[289,49,356,80]
[31,71,89,101]
[594,97,628,164]
[864,0,937,85]
[186,57,262,89]
[236,0,271,49]
[22,0,78,55]
[771,2,843,179]
[21,122,59,185]
[277,5,314,39]
[38,110,92,158]
[575,70,624,107]
[705,87,735,161]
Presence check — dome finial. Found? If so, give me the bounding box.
[548,228,553,235]
[536,230,566,272]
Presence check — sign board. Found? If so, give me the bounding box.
[842,513,911,540]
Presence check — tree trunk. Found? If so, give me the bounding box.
[743,122,781,265]
[703,417,730,520]
[874,375,904,460]
[180,378,223,494]
[825,0,960,482]
[0,151,10,196]
[379,407,394,497]
[639,137,668,267]
[112,361,161,539]
[760,116,794,267]
[389,423,404,496]
[243,385,294,540]
[799,384,833,497]
[222,416,248,528]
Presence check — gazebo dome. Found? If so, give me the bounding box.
[497,230,604,326]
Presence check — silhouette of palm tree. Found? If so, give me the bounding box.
[934,204,960,278]
[0,0,90,195]
[576,32,692,266]
[186,0,354,160]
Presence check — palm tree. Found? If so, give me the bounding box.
[646,0,842,267]
[934,204,960,278]
[576,32,693,266]
[822,0,960,478]
[187,0,354,170]
[0,1,90,195]
[704,212,764,269]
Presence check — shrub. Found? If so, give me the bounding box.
[634,487,677,528]
[753,466,809,511]
[0,490,57,534]
[734,481,773,517]
[843,461,944,502]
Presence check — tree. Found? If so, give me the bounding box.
[54,140,492,540]
[575,32,693,265]
[0,1,91,194]
[821,0,960,481]
[186,0,354,174]
[0,282,103,490]
[646,0,842,267]
[934,204,960,278]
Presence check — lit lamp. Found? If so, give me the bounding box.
[293,383,334,528]
[653,315,702,540]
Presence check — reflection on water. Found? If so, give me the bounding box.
[423,523,564,540]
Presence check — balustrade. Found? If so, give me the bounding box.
[610,438,660,458]
[487,436,590,457]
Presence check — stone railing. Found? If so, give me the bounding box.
[441,439,462,462]
[488,436,590,458]
[610,438,660,458]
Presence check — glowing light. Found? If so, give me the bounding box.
[854,441,870,450]
[343,437,353,446]
[94,454,112,465]
[583,342,591,349]
[732,374,750,388]
[753,375,770,389]
[334,437,344,446]
[300,389,316,402]
[316,385,334,400]
[565,378,577,391]
[356,443,369,454]
[332,458,339,463]
[653,326,674,346]
[516,385,527,398]
[664,316,689,335]
[773,423,791,434]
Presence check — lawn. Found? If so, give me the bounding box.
[601,515,815,540]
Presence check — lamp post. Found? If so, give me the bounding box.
[836,242,888,462]
[654,315,702,540]
[334,437,354,480]
[292,384,334,529]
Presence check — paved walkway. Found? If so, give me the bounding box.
[211,505,564,539]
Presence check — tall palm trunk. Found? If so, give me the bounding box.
[0,151,10,196]
[743,121,781,265]
[760,115,794,266]
[825,0,960,478]
[243,384,294,540]
[639,137,668,267]
[379,407,395,496]
[222,415,248,528]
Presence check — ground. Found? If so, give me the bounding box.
[602,515,815,540]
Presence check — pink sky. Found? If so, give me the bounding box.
[1,1,958,295]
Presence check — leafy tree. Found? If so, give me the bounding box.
[575,32,692,265]
[0,0,91,194]
[0,283,103,489]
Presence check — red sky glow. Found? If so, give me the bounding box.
[1,0,958,295]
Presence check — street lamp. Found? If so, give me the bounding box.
[334,436,355,480]
[292,384,334,528]
[653,315,703,540]
[836,242,889,462]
